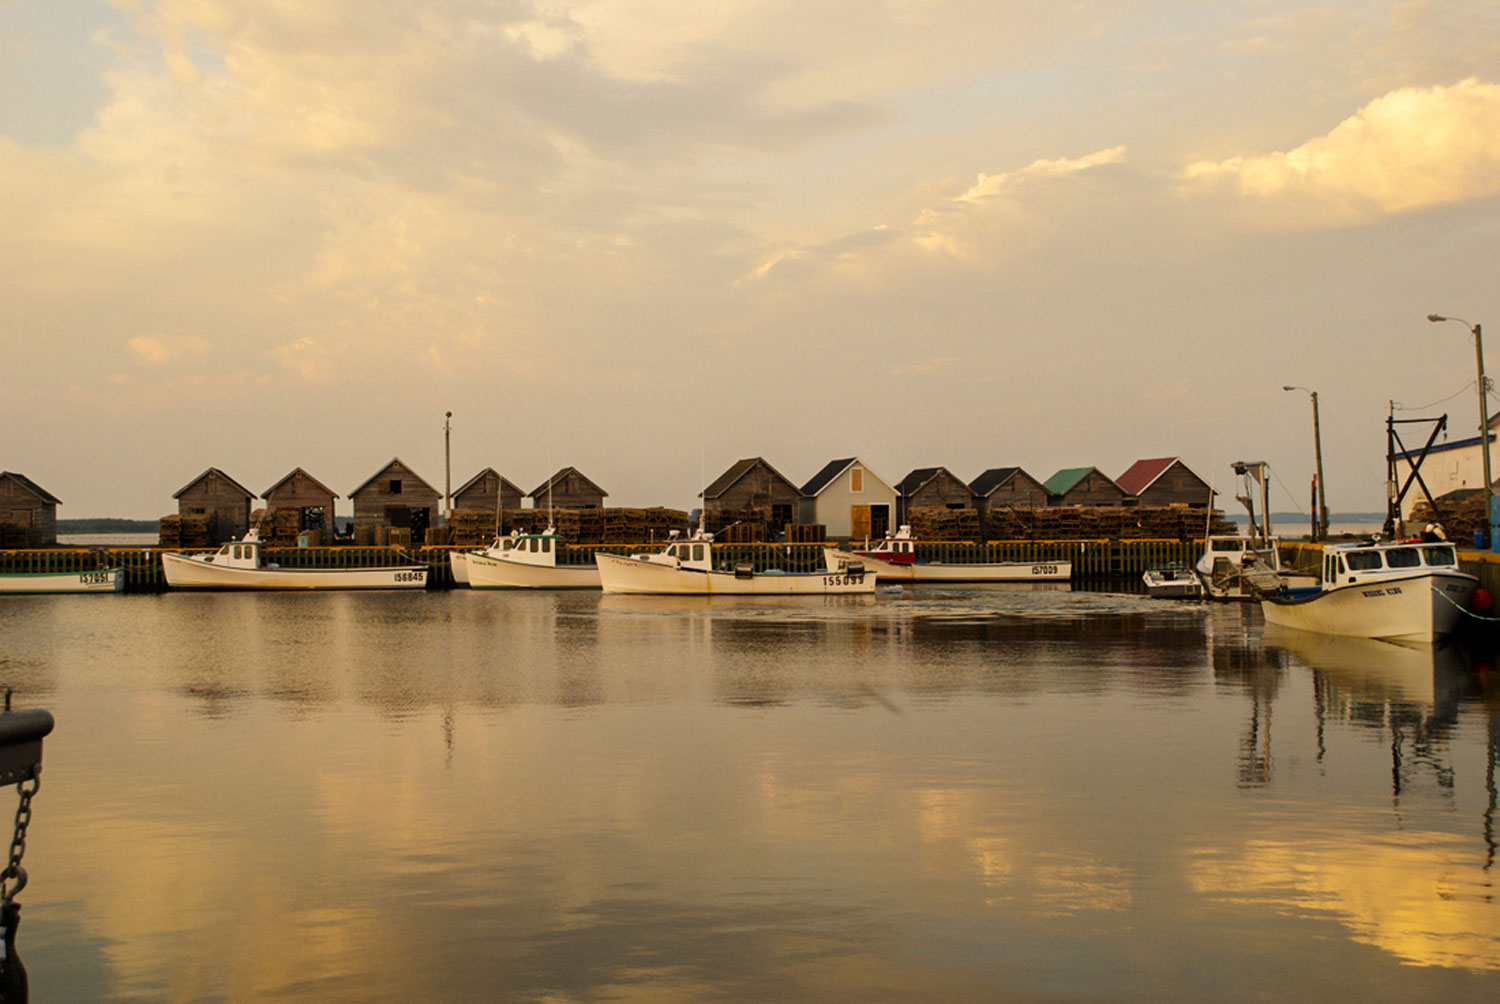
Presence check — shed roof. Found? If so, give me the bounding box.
[800,458,856,496]
[897,467,950,495]
[701,458,795,500]
[969,467,1022,496]
[173,466,256,500]
[262,467,340,500]
[1114,457,1212,497]
[530,466,607,500]
[0,471,61,505]
[1042,467,1096,495]
[454,467,523,499]
[349,457,439,498]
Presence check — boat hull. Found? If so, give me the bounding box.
[466,552,600,589]
[449,552,471,585]
[0,569,124,594]
[1260,570,1477,642]
[824,548,1070,583]
[598,551,875,595]
[161,552,428,590]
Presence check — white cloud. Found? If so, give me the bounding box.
[127,334,212,364]
[1182,78,1500,224]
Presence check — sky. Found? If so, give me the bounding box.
[2,0,1499,519]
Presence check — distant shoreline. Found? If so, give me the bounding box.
[57,518,158,533]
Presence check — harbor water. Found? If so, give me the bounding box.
[2,586,1499,1001]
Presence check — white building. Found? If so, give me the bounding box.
[1392,413,1498,521]
[798,458,899,540]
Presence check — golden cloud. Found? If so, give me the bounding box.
[1182,78,1500,223]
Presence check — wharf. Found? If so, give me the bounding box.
[3,538,1203,592]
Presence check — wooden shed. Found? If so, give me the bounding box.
[529,467,607,510]
[897,467,976,524]
[1043,467,1128,506]
[969,467,1050,524]
[350,458,441,544]
[263,467,339,533]
[0,471,60,547]
[1115,458,1214,508]
[453,468,524,516]
[174,467,255,544]
[702,458,800,537]
[798,457,897,540]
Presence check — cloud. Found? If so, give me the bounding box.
[128,334,212,364]
[1181,78,1500,224]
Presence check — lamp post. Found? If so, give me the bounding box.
[1283,385,1329,540]
[1429,313,1491,546]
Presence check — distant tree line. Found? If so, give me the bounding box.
[57,518,158,533]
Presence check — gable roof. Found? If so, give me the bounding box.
[349,457,439,498]
[262,467,340,500]
[0,471,61,505]
[800,458,856,496]
[530,466,607,500]
[701,457,795,499]
[454,467,522,499]
[173,466,256,500]
[1042,467,1095,495]
[1114,457,1212,497]
[969,467,1022,496]
[897,467,943,495]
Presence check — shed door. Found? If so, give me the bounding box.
[850,505,871,541]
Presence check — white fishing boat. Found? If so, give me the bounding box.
[449,536,512,586]
[1142,565,1203,599]
[465,529,600,589]
[1260,539,1478,642]
[822,526,1070,583]
[597,531,875,595]
[161,529,428,590]
[0,567,124,594]
[1194,534,1311,600]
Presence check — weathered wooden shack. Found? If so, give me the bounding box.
[799,457,897,540]
[350,458,441,544]
[263,467,338,532]
[969,467,1050,518]
[897,467,976,524]
[0,471,60,547]
[530,467,607,510]
[174,467,255,544]
[453,468,524,516]
[1043,467,1128,506]
[702,458,800,536]
[1114,457,1215,508]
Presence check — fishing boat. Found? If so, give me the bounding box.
[1142,565,1203,599]
[465,529,600,589]
[597,531,876,595]
[1195,534,1298,599]
[161,529,428,590]
[0,568,124,594]
[821,526,1070,583]
[1260,539,1478,642]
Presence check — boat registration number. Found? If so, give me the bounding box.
[1031,565,1060,576]
[394,571,425,583]
[80,571,113,585]
[823,573,865,586]
[1361,586,1402,597]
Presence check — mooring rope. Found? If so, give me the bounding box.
[1432,584,1500,622]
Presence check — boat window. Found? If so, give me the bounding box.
[1344,551,1385,571]
[1211,540,1244,552]
[1423,545,1458,566]
[692,544,705,561]
[529,538,539,553]
[542,538,551,553]
[1385,547,1422,568]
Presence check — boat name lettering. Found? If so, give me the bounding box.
[394,571,425,583]
[1360,586,1402,598]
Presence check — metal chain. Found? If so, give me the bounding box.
[0,777,38,902]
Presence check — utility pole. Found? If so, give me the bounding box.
[444,411,453,520]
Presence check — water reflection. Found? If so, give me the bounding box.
[4,589,1500,1000]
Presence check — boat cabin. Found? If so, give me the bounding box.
[634,531,715,571]
[497,531,565,566]
[1320,541,1460,588]
[202,533,269,569]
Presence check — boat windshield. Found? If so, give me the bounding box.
[1210,539,1245,552]
[1385,547,1422,568]
[1344,550,1385,571]
[1423,545,1458,567]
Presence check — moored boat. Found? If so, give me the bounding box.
[597,531,875,595]
[1260,539,1478,642]
[161,530,428,590]
[822,526,1070,583]
[465,529,600,589]
[1142,565,1203,599]
[0,568,124,594]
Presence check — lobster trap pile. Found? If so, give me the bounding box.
[447,507,690,546]
[1409,489,1486,543]
[157,513,215,547]
[982,506,1237,541]
[908,507,981,541]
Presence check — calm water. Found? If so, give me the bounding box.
[2,586,1498,1002]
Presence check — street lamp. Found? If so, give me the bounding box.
[1427,314,1492,499]
[1283,385,1329,540]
